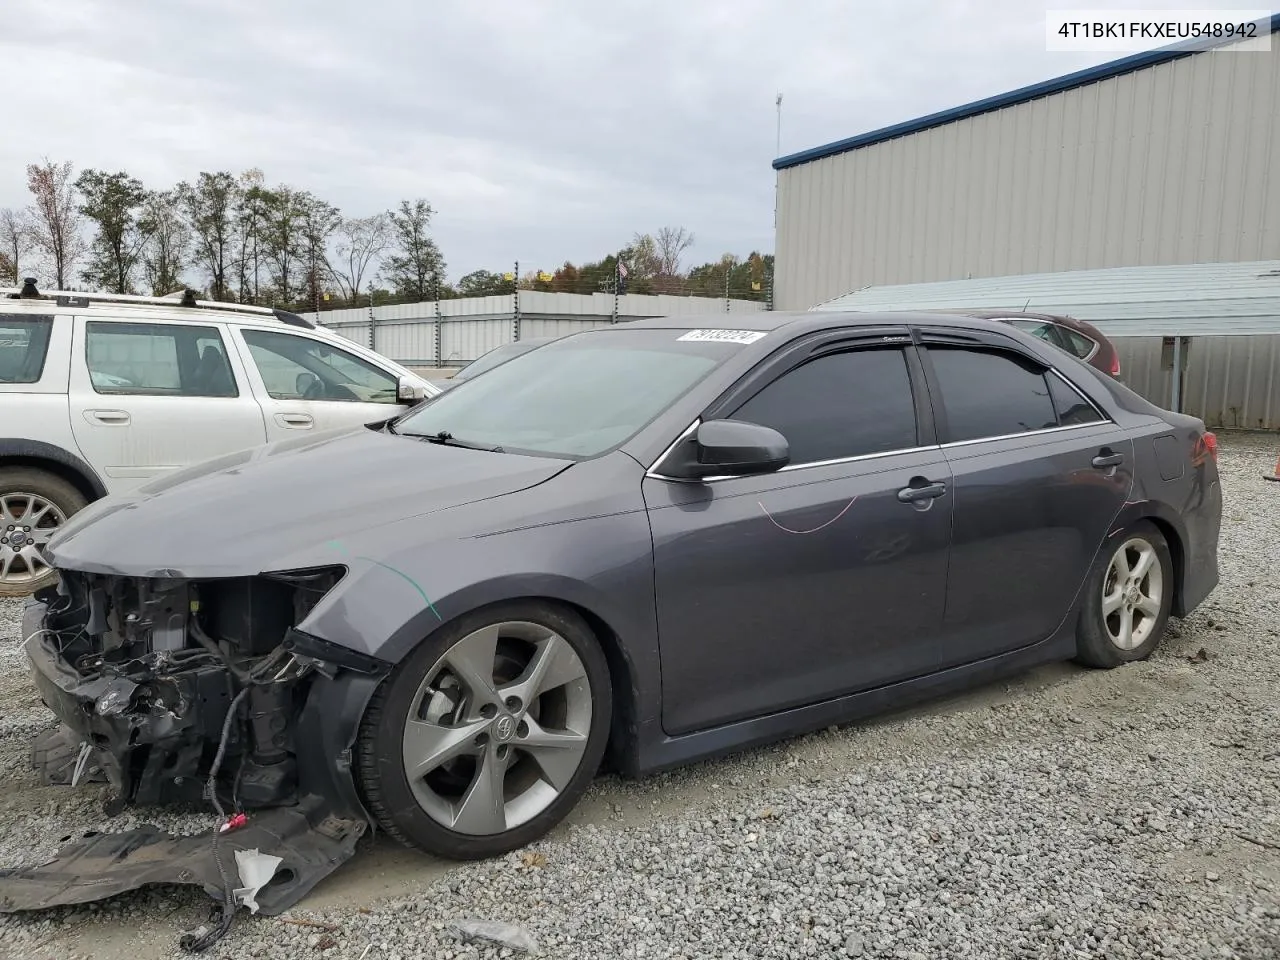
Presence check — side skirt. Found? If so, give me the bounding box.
[627,617,1080,777]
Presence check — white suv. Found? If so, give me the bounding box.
[0,281,440,595]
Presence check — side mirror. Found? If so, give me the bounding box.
[663,419,789,480]
[397,376,427,403]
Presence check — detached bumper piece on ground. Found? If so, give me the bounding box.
[0,571,386,931]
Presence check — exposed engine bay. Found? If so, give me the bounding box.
[1,567,388,931]
[29,568,343,809]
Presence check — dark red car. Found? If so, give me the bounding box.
[952,310,1122,378]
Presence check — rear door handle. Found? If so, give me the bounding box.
[1092,451,1125,468]
[275,413,314,429]
[897,480,947,503]
[84,409,131,425]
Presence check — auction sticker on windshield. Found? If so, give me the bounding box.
[676,329,767,344]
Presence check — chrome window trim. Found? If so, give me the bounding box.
[1047,367,1110,423]
[940,420,1106,449]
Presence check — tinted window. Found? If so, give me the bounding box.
[242,329,398,403]
[86,322,237,397]
[0,315,53,383]
[395,328,745,458]
[730,349,917,464]
[929,348,1058,442]
[1048,373,1105,426]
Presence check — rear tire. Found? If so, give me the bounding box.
[356,600,612,860]
[1074,521,1173,668]
[0,468,87,598]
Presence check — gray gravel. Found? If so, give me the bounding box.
[1,431,1278,960]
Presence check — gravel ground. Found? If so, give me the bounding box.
[0,431,1277,960]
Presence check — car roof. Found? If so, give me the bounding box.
[605,309,1039,339]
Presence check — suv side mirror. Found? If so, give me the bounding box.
[397,376,427,403]
[663,419,789,480]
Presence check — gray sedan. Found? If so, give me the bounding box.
[13,310,1220,912]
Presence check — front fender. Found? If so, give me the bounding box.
[296,509,662,729]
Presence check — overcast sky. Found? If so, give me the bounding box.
[0,0,1243,282]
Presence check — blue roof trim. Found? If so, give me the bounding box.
[774,13,1280,171]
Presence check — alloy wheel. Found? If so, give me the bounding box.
[0,493,65,586]
[401,620,593,836]
[1102,536,1164,651]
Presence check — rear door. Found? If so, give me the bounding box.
[645,329,954,735]
[915,328,1132,666]
[229,326,410,440]
[68,317,268,491]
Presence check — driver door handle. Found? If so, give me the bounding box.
[897,480,947,503]
[1092,450,1125,469]
[84,409,131,425]
[275,412,314,429]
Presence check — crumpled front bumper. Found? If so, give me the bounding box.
[5,599,390,917]
[22,598,231,804]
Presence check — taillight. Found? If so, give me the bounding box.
[1109,353,1121,377]
[1203,432,1218,463]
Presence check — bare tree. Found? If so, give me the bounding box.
[26,160,87,288]
[331,213,390,302]
[655,226,695,277]
[0,208,32,284]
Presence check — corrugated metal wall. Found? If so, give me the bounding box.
[1113,335,1280,430]
[317,292,766,365]
[775,41,1280,311]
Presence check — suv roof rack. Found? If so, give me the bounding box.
[0,279,315,328]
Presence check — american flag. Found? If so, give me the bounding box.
[617,259,628,279]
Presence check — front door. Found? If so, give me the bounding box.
[916,336,1133,666]
[229,327,409,440]
[68,318,268,492]
[644,337,953,736]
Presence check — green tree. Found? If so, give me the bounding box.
[455,269,511,298]
[234,169,270,304]
[383,199,446,301]
[178,172,240,300]
[550,261,581,293]
[262,185,308,304]
[137,190,190,296]
[76,169,147,293]
[298,193,341,312]
[0,251,13,285]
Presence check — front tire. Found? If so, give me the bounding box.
[356,601,612,859]
[0,467,87,598]
[1074,521,1174,668]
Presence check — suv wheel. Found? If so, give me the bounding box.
[357,601,612,859]
[0,468,87,597]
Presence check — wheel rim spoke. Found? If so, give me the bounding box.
[452,749,508,834]
[1110,548,1131,582]
[1130,546,1155,583]
[520,715,588,791]
[0,551,13,580]
[1102,587,1125,616]
[402,717,485,780]
[1135,593,1160,617]
[1116,607,1135,649]
[443,624,501,708]
[501,633,586,707]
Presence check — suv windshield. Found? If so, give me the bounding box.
[395,327,754,458]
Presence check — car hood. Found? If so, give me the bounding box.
[47,426,572,579]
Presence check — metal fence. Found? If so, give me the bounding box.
[315,291,768,367]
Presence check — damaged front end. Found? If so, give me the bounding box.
[2,566,390,917]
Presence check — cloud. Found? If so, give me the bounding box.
[0,0,1232,281]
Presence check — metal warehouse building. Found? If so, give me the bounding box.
[772,15,1280,312]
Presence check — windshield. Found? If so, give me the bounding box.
[395,327,755,458]
[456,339,545,381]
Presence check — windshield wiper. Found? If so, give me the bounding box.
[417,430,504,453]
